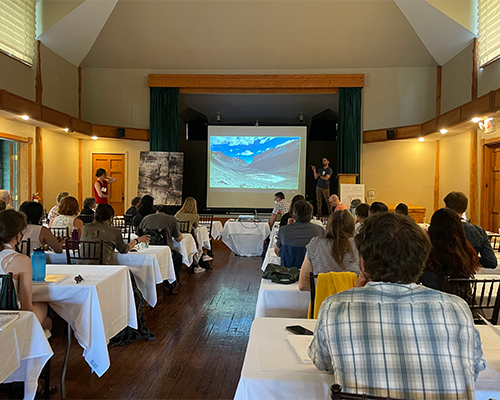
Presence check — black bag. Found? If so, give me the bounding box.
[263,263,300,284]
[143,229,165,245]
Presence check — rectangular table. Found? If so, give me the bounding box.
[255,279,310,318]
[0,311,53,400]
[222,220,270,257]
[47,246,176,307]
[32,264,137,377]
[262,224,280,271]
[234,318,500,400]
[200,220,223,240]
[172,233,198,266]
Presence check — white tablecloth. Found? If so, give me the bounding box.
[222,220,270,257]
[262,224,280,271]
[0,311,53,400]
[172,234,197,265]
[234,318,500,400]
[255,279,310,318]
[200,220,223,240]
[32,265,137,377]
[194,225,211,250]
[46,247,176,307]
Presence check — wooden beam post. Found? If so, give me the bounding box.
[78,67,82,119]
[436,66,442,116]
[470,130,478,224]
[35,40,42,104]
[78,139,83,207]
[434,140,440,213]
[35,127,43,204]
[472,38,478,100]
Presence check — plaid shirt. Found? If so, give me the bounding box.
[272,199,289,215]
[308,282,486,400]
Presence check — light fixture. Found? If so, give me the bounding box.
[64,128,69,133]
[479,117,497,133]
[216,112,221,122]
[440,128,448,134]
[471,117,481,123]
[418,137,425,142]
[91,136,98,140]
[255,120,259,127]
[20,115,29,120]
[299,113,304,122]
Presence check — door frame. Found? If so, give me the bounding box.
[89,151,128,212]
[481,137,500,231]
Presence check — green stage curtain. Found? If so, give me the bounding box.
[337,87,362,183]
[149,87,179,151]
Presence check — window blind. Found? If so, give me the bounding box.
[0,0,36,66]
[478,0,500,67]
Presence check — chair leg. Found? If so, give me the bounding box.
[61,324,71,400]
[44,356,51,399]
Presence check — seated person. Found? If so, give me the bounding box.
[132,195,156,229]
[444,191,497,269]
[79,197,96,216]
[125,196,142,218]
[269,192,289,227]
[19,201,63,253]
[395,202,409,215]
[175,197,199,231]
[138,205,185,278]
[279,194,304,227]
[49,196,84,238]
[0,199,6,211]
[308,212,485,398]
[274,200,324,257]
[328,194,348,212]
[298,210,360,290]
[0,210,51,329]
[354,203,369,234]
[79,204,149,264]
[48,191,69,222]
[368,201,388,215]
[419,208,480,293]
[0,189,13,209]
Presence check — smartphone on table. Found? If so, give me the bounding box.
[286,325,313,335]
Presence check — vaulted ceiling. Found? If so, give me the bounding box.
[37,0,476,70]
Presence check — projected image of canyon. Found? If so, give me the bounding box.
[210,136,301,189]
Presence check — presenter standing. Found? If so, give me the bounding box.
[93,168,116,204]
[311,157,332,216]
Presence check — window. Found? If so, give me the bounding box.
[478,0,500,67]
[0,0,36,66]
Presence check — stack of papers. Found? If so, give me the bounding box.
[0,311,19,331]
[287,335,313,364]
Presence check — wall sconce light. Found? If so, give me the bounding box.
[299,113,304,122]
[217,112,221,122]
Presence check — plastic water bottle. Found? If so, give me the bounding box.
[31,247,46,281]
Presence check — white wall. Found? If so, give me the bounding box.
[0,53,36,100]
[441,44,473,114]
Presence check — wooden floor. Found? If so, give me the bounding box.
[48,241,263,399]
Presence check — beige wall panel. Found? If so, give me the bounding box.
[439,133,471,213]
[362,140,436,221]
[441,44,472,114]
[478,59,500,97]
[41,45,78,117]
[82,138,149,211]
[0,53,35,100]
[81,66,436,131]
[41,128,79,210]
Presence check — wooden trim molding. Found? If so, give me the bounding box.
[92,124,149,141]
[470,130,478,224]
[434,141,440,213]
[436,66,442,116]
[472,38,478,100]
[0,131,31,143]
[148,74,365,92]
[35,127,43,204]
[78,67,82,120]
[35,40,42,104]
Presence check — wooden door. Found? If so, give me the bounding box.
[92,153,125,215]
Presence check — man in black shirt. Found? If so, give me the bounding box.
[444,191,497,269]
[311,157,333,216]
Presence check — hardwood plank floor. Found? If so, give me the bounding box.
[48,241,263,399]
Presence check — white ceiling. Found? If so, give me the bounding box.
[37,0,476,70]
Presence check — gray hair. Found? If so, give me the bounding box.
[56,192,70,204]
[83,197,96,208]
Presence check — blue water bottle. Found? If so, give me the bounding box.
[31,247,46,281]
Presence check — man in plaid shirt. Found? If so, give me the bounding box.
[308,212,485,400]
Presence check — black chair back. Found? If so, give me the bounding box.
[177,220,190,233]
[445,276,500,324]
[0,272,18,310]
[331,384,405,400]
[78,214,94,224]
[309,272,317,319]
[65,239,104,265]
[488,233,500,251]
[50,227,69,240]
[15,238,31,256]
[199,214,214,238]
[112,216,132,243]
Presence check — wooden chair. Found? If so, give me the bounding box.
[331,384,405,400]
[488,233,500,251]
[77,214,94,225]
[177,220,190,233]
[309,272,317,319]
[50,227,69,240]
[15,238,31,256]
[65,239,104,265]
[112,216,132,243]
[123,213,134,225]
[199,214,214,238]
[445,276,500,324]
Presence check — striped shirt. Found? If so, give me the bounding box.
[308,282,485,400]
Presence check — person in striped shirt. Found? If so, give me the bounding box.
[308,212,485,400]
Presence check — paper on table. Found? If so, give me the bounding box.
[0,311,19,331]
[479,314,500,337]
[32,274,68,285]
[286,335,313,364]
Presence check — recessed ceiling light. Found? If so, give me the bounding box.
[64,128,69,132]
[20,115,29,120]
[418,137,425,142]
[440,129,448,134]
[472,117,481,123]
[91,136,98,140]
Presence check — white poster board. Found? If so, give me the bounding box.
[340,184,365,207]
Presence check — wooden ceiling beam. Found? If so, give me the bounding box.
[180,87,339,94]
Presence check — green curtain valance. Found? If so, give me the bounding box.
[150,87,179,152]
